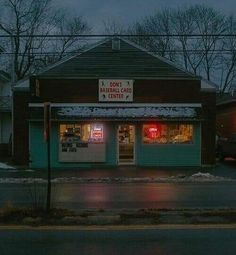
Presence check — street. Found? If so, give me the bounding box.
[0,227,236,255]
[1,182,236,210]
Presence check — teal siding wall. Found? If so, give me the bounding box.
[29,122,117,169]
[30,122,201,169]
[136,123,201,166]
[29,122,47,169]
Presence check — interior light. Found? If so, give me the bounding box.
[145,124,161,139]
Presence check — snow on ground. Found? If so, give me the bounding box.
[0,172,232,183]
[190,172,220,180]
[0,178,45,184]
[0,162,16,169]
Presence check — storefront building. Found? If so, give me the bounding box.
[13,38,216,168]
[216,95,236,137]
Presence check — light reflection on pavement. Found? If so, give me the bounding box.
[0,182,236,210]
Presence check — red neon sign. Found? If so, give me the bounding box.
[144,124,161,139]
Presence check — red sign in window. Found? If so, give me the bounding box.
[144,124,161,140]
[91,130,103,138]
[148,127,158,138]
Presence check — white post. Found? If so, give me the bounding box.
[10,35,15,157]
[0,84,2,143]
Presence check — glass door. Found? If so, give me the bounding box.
[118,125,135,164]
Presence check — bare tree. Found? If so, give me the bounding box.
[126,4,232,92]
[190,5,226,80]
[128,9,176,61]
[0,0,90,80]
[102,18,126,35]
[45,12,91,64]
[173,7,205,75]
[0,0,55,80]
[219,15,236,93]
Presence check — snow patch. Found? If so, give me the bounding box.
[0,178,46,184]
[0,173,232,184]
[188,172,227,182]
[191,172,214,179]
[0,162,16,169]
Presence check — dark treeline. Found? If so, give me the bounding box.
[0,1,235,93]
[0,0,91,81]
[104,5,236,93]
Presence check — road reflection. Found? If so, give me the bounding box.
[52,182,234,210]
[1,182,236,210]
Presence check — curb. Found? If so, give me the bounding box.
[2,208,236,226]
[1,224,236,231]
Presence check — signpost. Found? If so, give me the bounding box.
[44,102,51,212]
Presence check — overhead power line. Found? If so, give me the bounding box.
[0,49,235,55]
[0,34,236,38]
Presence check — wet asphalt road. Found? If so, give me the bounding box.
[1,228,236,255]
[1,182,236,210]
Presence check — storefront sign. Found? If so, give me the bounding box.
[99,79,133,102]
[91,124,103,140]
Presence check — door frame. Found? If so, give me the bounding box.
[117,124,136,165]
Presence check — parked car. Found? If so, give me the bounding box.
[216,133,236,160]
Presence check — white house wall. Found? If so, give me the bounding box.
[0,113,11,143]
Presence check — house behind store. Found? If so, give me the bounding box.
[13,38,216,169]
[0,70,11,158]
[216,92,236,137]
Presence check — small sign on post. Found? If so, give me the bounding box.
[44,102,51,213]
[44,102,51,141]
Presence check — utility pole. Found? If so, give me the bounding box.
[10,35,16,158]
[44,102,51,212]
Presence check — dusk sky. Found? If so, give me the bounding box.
[56,0,236,32]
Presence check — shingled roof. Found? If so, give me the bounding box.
[36,38,199,80]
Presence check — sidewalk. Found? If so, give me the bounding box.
[0,159,236,180]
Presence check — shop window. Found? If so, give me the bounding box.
[143,124,193,144]
[59,123,106,162]
[60,123,104,145]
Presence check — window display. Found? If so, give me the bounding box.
[143,124,193,144]
[60,123,104,153]
[118,125,134,144]
[59,123,106,162]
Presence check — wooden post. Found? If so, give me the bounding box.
[44,102,51,212]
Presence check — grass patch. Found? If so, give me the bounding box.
[1,206,236,225]
[0,202,75,224]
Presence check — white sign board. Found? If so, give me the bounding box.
[99,79,133,102]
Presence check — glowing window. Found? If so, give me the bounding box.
[143,124,193,144]
[60,123,104,144]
